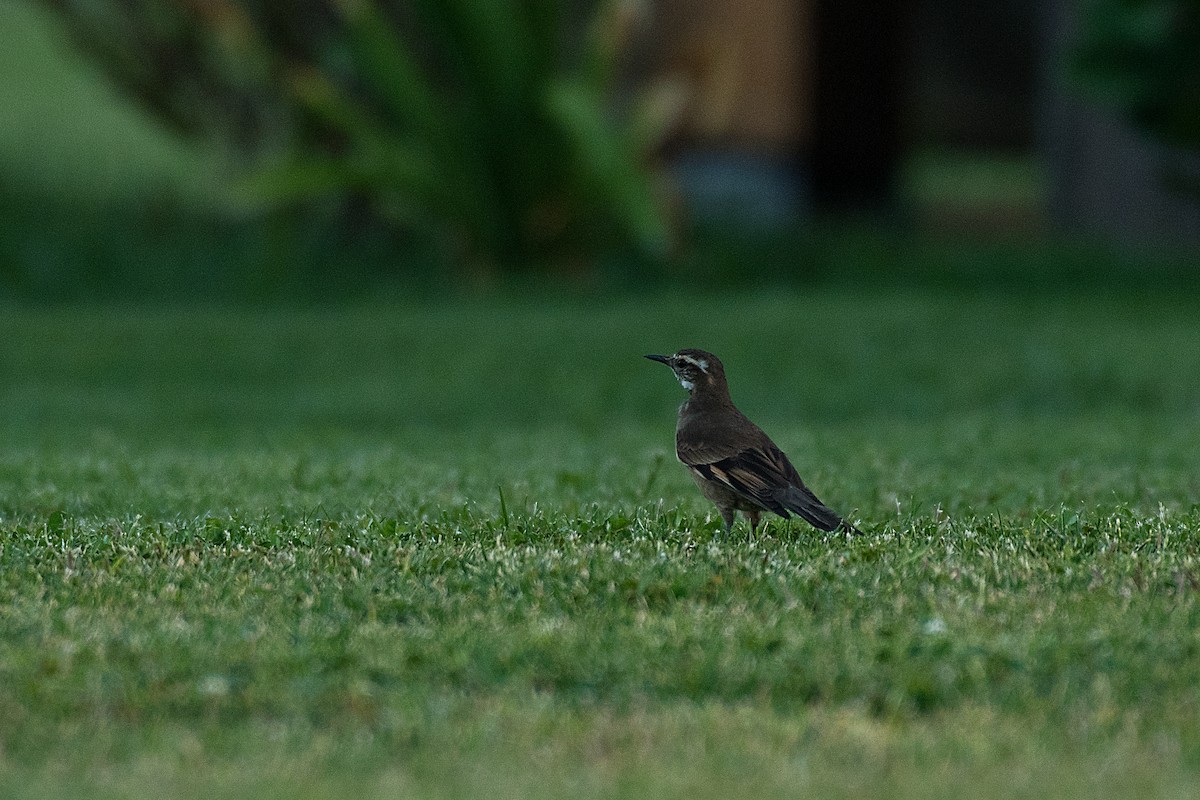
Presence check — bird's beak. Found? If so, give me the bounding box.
[644,354,672,365]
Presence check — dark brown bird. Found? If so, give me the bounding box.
[646,349,861,535]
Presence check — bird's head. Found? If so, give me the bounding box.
[644,349,727,394]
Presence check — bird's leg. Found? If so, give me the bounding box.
[746,509,761,536]
[719,506,736,534]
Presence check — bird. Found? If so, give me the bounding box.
[645,348,861,535]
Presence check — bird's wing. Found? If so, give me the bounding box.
[684,445,793,517]
[680,439,846,532]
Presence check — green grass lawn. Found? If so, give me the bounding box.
[2,288,1200,798]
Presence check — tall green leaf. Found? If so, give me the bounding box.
[545,80,670,258]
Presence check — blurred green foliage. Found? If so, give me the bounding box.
[36,0,673,274]
[1071,0,1200,150]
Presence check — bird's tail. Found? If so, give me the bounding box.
[778,485,862,535]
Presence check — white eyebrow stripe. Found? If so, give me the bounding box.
[673,354,709,373]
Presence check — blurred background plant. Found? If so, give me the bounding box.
[1068,0,1200,202]
[5,0,1200,301]
[34,0,676,278]
[1070,0,1200,151]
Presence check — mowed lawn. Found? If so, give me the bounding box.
[2,288,1200,799]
